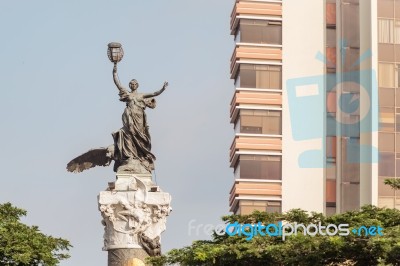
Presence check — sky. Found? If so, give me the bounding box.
[0,1,234,265]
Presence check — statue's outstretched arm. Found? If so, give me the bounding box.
[143,81,168,98]
[113,63,127,92]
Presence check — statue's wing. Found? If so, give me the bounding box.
[66,148,112,173]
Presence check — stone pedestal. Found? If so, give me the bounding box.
[98,174,171,266]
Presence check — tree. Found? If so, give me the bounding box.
[384,178,400,191]
[0,202,72,265]
[148,206,400,266]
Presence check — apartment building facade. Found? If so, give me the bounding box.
[229,0,399,215]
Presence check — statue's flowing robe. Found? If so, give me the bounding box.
[112,89,156,172]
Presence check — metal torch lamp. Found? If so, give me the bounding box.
[107,42,124,63]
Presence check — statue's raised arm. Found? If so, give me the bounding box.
[113,63,130,101]
[143,82,168,99]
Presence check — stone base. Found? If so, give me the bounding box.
[110,173,154,191]
[99,174,171,261]
[108,248,148,266]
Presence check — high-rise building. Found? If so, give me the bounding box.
[229,0,399,215]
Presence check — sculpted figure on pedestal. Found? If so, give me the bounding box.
[66,43,168,175]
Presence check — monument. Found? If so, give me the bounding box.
[66,42,171,266]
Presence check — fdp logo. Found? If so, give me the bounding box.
[286,47,379,168]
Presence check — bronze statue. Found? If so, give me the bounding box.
[67,43,168,174]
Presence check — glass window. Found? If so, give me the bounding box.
[326,3,336,26]
[326,180,336,203]
[397,160,400,176]
[379,132,395,152]
[378,0,394,18]
[341,183,360,212]
[397,64,400,87]
[379,176,395,196]
[379,88,395,107]
[379,19,394,43]
[326,207,336,216]
[239,19,282,45]
[379,44,395,61]
[239,200,281,214]
[379,152,395,176]
[326,163,336,180]
[326,47,336,69]
[397,88,400,105]
[342,48,360,73]
[342,3,359,47]
[341,115,360,137]
[379,63,395,88]
[397,114,400,131]
[380,107,395,132]
[239,109,282,135]
[327,92,337,113]
[395,20,400,43]
[239,64,282,89]
[341,137,360,182]
[327,113,336,136]
[379,197,395,208]
[237,155,282,180]
[396,133,400,151]
[326,28,336,47]
[397,0,400,19]
[266,201,281,213]
[326,136,337,158]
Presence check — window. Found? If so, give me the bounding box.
[341,183,360,212]
[326,47,336,69]
[396,133,400,151]
[239,200,281,214]
[380,107,395,132]
[239,19,282,45]
[379,44,394,61]
[342,2,359,48]
[266,201,282,213]
[237,155,282,180]
[326,3,336,26]
[379,176,395,196]
[342,48,360,72]
[378,0,394,18]
[238,64,282,89]
[326,136,337,158]
[326,180,336,204]
[397,114,400,132]
[395,20,400,43]
[379,19,394,43]
[239,109,282,135]
[341,115,360,137]
[341,137,360,182]
[379,152,395,177]
[379,63,395,88]
[379,88,395,107]
[379,133,395,152]
[397,64,400,87]
[326,163,336,180]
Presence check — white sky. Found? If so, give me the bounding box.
[0,1,234,265]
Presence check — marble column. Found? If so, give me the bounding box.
[98,174,171,266]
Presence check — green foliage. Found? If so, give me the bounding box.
[0,202,72,266]
[148,206,400,266]
[384,178,400,191]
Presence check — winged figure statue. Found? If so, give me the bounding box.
[67,58,167,175]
